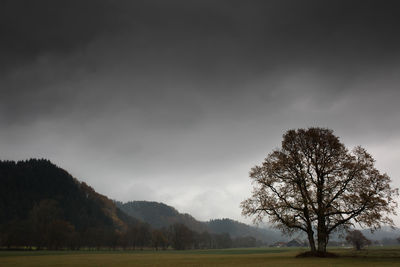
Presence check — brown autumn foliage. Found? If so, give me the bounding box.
[241,128,398,254]
[79,182,127,232]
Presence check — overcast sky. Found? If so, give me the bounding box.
[1,0,400,225]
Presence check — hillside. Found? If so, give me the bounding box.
[207,218,283,242]
[0,159,135,233]
[360,227,400,244]
[117,201,282,243]
[116,201,208,233]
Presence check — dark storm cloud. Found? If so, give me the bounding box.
[1,0,400,222]
[2,0,400,125]
[2,0,400,70]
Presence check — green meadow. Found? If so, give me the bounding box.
[1,247,400,267]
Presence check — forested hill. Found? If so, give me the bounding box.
[0,159,136,234]
[116,201,208,232]
[117,201,282,242]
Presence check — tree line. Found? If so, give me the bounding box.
[0,198,262,250]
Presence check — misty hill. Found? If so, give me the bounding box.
[116,201,207,233]
[117,201,282,243]
[323,225,400,245]
[207,218,283,242]
[0,159,135,232]
[360,226,400,244]
[116,201,400,244]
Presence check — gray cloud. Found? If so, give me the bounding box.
[1,0,400,224]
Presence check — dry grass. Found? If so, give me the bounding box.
[1,247,400,267]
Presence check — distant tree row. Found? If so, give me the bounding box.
[0,199,263,250]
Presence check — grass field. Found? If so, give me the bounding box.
[1,246,400,267]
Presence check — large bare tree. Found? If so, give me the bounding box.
[241,128,398,254]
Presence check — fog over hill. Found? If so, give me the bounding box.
[116,200,400,244]
[117,201,282,243]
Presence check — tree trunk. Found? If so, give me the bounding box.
[307,229,316,252]
[317,226,328,253]
[317,213,328,253]
[317,234,327,252]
